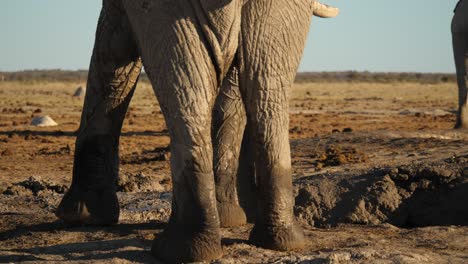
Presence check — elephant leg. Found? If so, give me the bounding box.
[237,123,258,223]
[56,1,142,225]
[239,0,314,251]
[213,64,249,228]
[123,0,242,262]
[213,62,258,227]
[452,1,468,129]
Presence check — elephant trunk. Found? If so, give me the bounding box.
[313,1,340,18]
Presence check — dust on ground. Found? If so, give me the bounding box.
[0,80,467,263]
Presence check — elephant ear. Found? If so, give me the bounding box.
[313,1,340,18]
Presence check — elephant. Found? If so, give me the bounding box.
[452,0,468,129]
[55,0,339,262]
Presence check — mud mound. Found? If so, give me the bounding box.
[30,115,58,127]
[119,192,172,222]
[1,107,26,114]
[72,86,85,97]
[3,173,170,196]
[121,147,170,165]
[294,155,468,227]
[3,176,68,196]
[117,172,170,193]
[316,145,367,168]
[36,145,71,156]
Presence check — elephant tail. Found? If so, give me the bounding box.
[313,1,340,18]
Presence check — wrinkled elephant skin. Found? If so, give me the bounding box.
[56,0,339,263]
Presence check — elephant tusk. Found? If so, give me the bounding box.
[313,1,340,18]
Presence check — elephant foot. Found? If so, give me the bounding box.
[454,122,468,129]
[55,186,119,225]
[151,226,223,263]
[454,116,468,130]
[249,223,306,251]
[56,134,119,225]
[218,202,247,228]
[455,103,468,129]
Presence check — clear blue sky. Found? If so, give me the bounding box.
[0,0,460,73]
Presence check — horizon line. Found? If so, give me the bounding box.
[0,68,457,75]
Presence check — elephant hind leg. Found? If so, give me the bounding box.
[123,0,244,261]
[149,91,223,261]
[56,2,142,225]
[213,64,248,228]
[457,93,468,129]
[452,1,468,129]
[148,67,223,262]
[239,0,313,251]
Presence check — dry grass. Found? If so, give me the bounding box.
[1,80,458,109]
[291,82,457,104]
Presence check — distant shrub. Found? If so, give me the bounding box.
[294,71,456,84]
[0,70,456,84]
[0,70,150,83]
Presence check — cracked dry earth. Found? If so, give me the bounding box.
[0,81,467,263]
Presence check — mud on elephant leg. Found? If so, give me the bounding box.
[149,94,223,261]
[242,86,305,251]
[239,0,314,251]
[452,1,468,129]
[56,2,142,225]
[151,140,222,263]
[237,126,258,224]
[213,65,249,228]
[123,0,242,261]
[148,65,223,262]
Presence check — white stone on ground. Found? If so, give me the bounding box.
[30,116,58,127]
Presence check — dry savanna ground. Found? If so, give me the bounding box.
[0,80,467,263]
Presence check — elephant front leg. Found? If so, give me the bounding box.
[213,65,249,227]
[56,2,142,225]
[239,0,315,251]
[452,1,468,129]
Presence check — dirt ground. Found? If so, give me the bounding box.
[0,80,467,263]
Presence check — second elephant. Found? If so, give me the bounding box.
[452,0,468,129]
